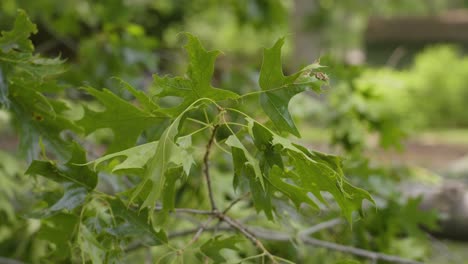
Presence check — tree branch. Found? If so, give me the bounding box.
[154,206,214,215]
[217,214,278,264]
[222,192,250,214]
[300,237,422,264]
[160,213,422,264]
[249,227,423,264]
[203,125,219,212]
[298,218,343,238]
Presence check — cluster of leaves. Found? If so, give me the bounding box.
[0,11,376,263]
[294,57,441,261]
[0,0,291,93]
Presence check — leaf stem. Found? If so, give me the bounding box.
[213,138,230,154]
[186,117,210,126]
[203,125,219,212]
[222,192,250,214]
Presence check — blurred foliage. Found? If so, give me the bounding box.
[306,0,466,58]
[0,0,291,91]
[405,45,468,128]
[348,45,468,130]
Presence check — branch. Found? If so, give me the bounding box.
[154,206,214,215]
[298,218,343,237]
[127,215,423,264]
[187,216,217,246]
[222,192,250,214]
[203,125,219,211]
[301,237,422,264]
[169,226,231,239]
[249,227,423,264]
[174,220,423,264]
[217,214,278,264]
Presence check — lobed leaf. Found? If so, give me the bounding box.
[77,87,167,153]
[200,235,244,263]
[151,34,239,116]
[25,143,97,217]
[0,10,37,53]
[259,37,325,137]
[131,112,195,223]
[26,142,97,189]
[105,198,168,245]
[91,141,157,173]
[37,213,79,259]
[228,118,374,223]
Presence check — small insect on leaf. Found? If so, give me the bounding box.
[314,72,329,82]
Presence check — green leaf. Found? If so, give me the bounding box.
[225,134,264,189]
[131,112,194,222]
[269,166,319,210]
[77,87,167,153]
[37,213,78,259]
[284,147,373,223]
[112,77,161,113]
[91,141,158,173]
[41,183,88,216]
[14,91,76,159]
[25,142,97,190]
[79,224,106,264]
[26,143,97,217]
[151,34,239,116]
[200,235,244,263]
[231,145,274,220]
[259,37,325,137]
[155,167,184,225]
[0,10,37,53]
[0,16,69,158]
[247,118,373,223]
[105,198,168,245]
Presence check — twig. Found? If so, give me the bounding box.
[249,227,423,264]
[301,237,422,264]
[186,215,217,246]
[222,192,250,214]
[154,206,214,215]
[298,218,342,237]
[203,125,219,211]
[169,226,231,239]
[129,217,423,264]
[217,214,278,264]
